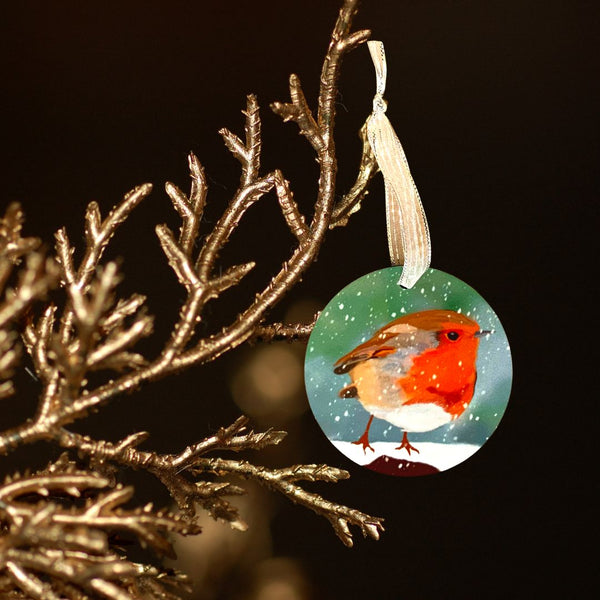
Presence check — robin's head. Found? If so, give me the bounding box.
[398,309,492,348]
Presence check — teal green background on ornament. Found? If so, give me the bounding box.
[304,267,512,448]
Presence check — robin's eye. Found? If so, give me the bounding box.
[446,331,460,341]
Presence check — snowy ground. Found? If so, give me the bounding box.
[332,441,481,473]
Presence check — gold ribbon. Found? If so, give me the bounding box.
[366,41,431,289]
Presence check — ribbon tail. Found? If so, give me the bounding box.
[384,178,405,266]
[368,111,430,288]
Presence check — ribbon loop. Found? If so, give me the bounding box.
[368,40,387,97]
[366,40,431,289]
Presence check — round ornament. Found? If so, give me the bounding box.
[305,267,512,476]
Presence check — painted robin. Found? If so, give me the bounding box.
[334,309,491,454]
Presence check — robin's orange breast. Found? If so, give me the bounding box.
[399,341,479,418]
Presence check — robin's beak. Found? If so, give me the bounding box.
[475,329,494,338]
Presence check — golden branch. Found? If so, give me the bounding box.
[331,123,379,227]
[0,457,195,598]
[0,1,384,596]
[193,457,383,548]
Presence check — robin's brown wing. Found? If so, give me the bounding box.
[333,344,396,374]
[333,321,437,375]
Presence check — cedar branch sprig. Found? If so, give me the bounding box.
[1,2,384,596]
[52,417,383,546]
[331,123,379,227]
[165,153,207,257]
[192,457,383,548]
[0,203,58,400]
[0,457,195,599]
[22,259,154,409]
[54,416,384,546]
[252,316,319,343]
[0,330,20,400]
[55,416,287,530]
[0,253,58,331]
[0,203,40,267]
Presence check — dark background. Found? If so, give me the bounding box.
[0,1,597,598]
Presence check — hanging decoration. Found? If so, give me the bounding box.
[305,42,512,477]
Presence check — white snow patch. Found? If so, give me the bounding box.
[332,441,480,472]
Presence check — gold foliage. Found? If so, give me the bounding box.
[0,456,194,599]
[0,1,383,597]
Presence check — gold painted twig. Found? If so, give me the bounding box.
[1,2,384,596]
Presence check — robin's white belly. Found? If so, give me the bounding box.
[370,402,452,433]
[349,360,452,433]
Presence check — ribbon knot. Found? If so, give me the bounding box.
[372,94,387,114]
[366,40,431,289]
